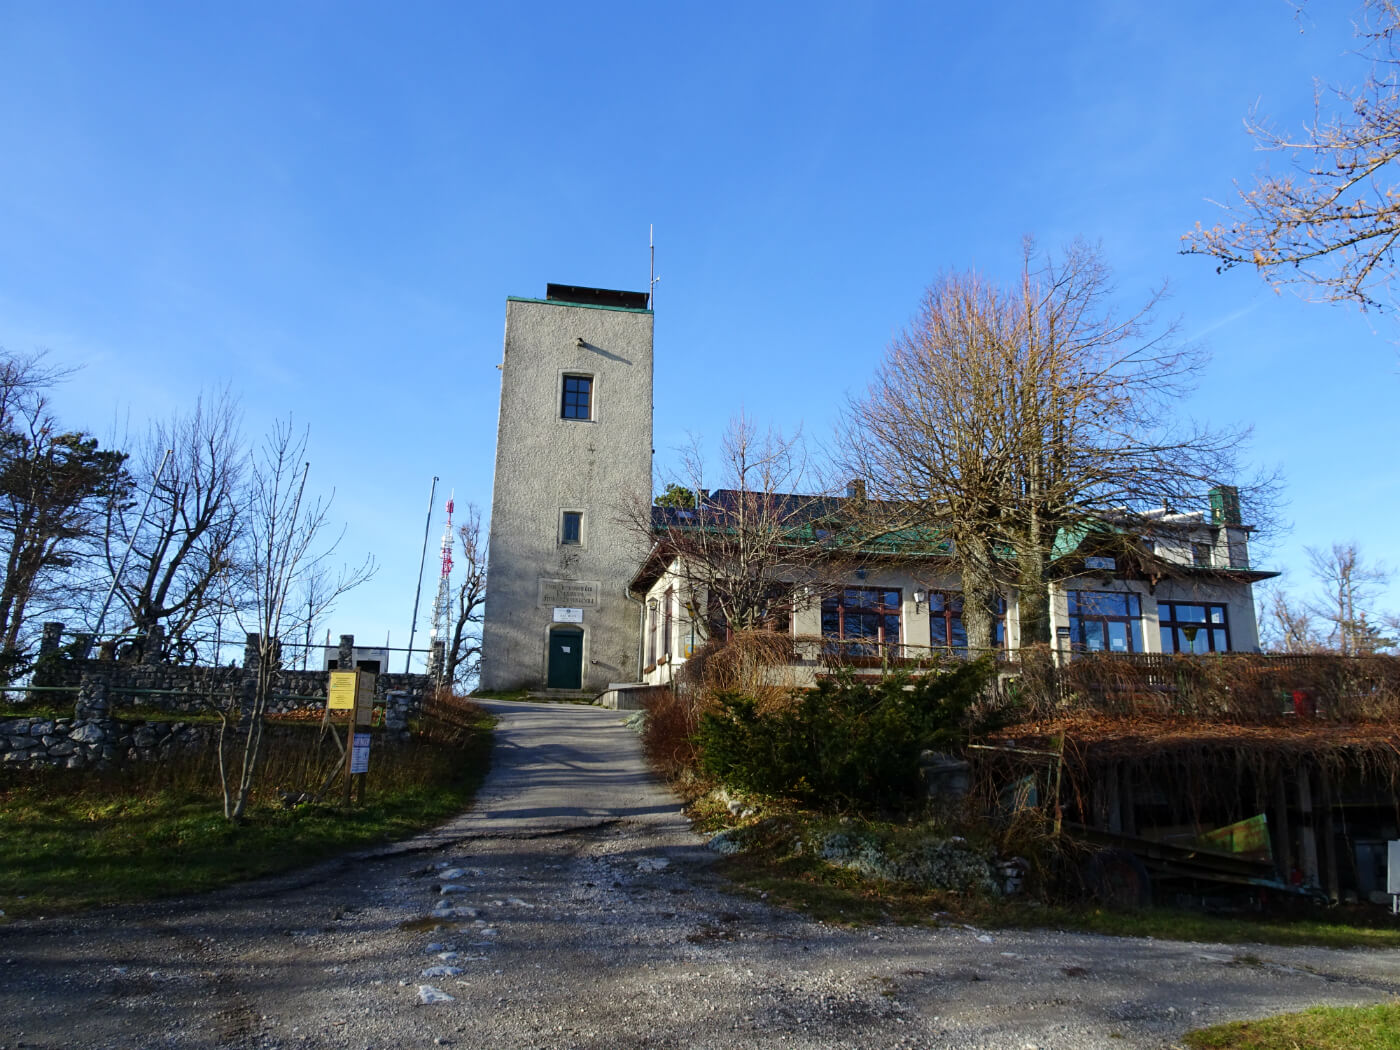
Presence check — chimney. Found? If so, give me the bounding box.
[1208,485,1241,526]
[846,478,867,500]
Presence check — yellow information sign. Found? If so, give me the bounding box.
[327,671,357,711]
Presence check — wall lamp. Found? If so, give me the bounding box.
[913,588,927,612]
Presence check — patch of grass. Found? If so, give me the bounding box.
[469,689,536,702]
[1182,1002,1400,1050]
[0,712,493,919]
[992,902,1400,950]
[0,703,67,719]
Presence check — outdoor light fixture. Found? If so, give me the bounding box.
[913,588,927,612]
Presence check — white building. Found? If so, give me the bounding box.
[627,488,1273,687]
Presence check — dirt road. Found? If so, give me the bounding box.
[2,698,1396,1050]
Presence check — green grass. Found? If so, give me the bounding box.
[469,689,537,702]
[1182,1002,1400,1049]
[0,714,493,918]
[1007,903,1400,950]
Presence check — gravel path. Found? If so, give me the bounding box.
[1,698,1397,1050]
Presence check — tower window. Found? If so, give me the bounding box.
[561,511,582,545]
[561,375,592,420]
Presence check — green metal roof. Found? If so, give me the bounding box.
[505,296,653,315]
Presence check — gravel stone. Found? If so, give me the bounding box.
[0,698,1395,1050]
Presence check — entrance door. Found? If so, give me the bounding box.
[546,627,584,689]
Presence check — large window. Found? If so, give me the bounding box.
[1067,590,1143,652]
[706,587,791,641]
[561,374,592,420]
[822,587,901,656]
[1159,601,1230,654]
[929,592,1006,654]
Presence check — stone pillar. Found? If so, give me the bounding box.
[243,633,260,670]
[75,672,110,721]
[338,634,354,671]
[142,624,164,665]
[40,621,64,656]
[32,622,65,688]
[98,639,117,661]
[73,633,93,660]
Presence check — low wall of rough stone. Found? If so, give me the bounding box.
[29,628,438,723]
[0,715,212,770]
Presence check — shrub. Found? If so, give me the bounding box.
[694,660,995,810]
[641,686,700,782]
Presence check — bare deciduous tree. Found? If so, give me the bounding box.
[220,420,374,821]
[1258,580,1328,652]
[1184,0,1400,310]
[624,415,846,641]
[443,503,487,689]
[838,242,1267,649]
[104,388,247,663]
[1306,541,1395,653]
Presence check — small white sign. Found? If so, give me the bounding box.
[553,607,584,623]
[1084,556,1117,571]
[350,732,371,774]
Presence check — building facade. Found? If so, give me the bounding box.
[479,284,654,693]
[629,492,1272,687]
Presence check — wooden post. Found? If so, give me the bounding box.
[1105,761,1123,834]
[341,706,354,808]
[1318,767,1340,903]
[1297,767,1319,888]
[1271,773,1293,881]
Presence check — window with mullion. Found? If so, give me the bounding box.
[561,375,592,420]
[929,592,1006,654]
[821,587,901,656]
[1159,601,1230,654]
[1067,590,1143,653]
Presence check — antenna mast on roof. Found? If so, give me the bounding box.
[429,493,455,688]
[649,224,659,310]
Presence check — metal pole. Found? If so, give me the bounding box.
[404,476,438,672]
[94,448,173,644]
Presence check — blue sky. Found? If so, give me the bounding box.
[2,1,1396,665]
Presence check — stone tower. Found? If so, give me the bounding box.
[479,284,653,693]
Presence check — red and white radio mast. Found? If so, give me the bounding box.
[429,494,455,684]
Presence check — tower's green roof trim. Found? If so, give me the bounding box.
[506,296,653,315]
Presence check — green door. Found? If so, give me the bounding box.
[546,627,584,689]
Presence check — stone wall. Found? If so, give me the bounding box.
[29,628,435,724]
[0,715,211,770]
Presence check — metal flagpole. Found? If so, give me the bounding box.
[404,476,439,672]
